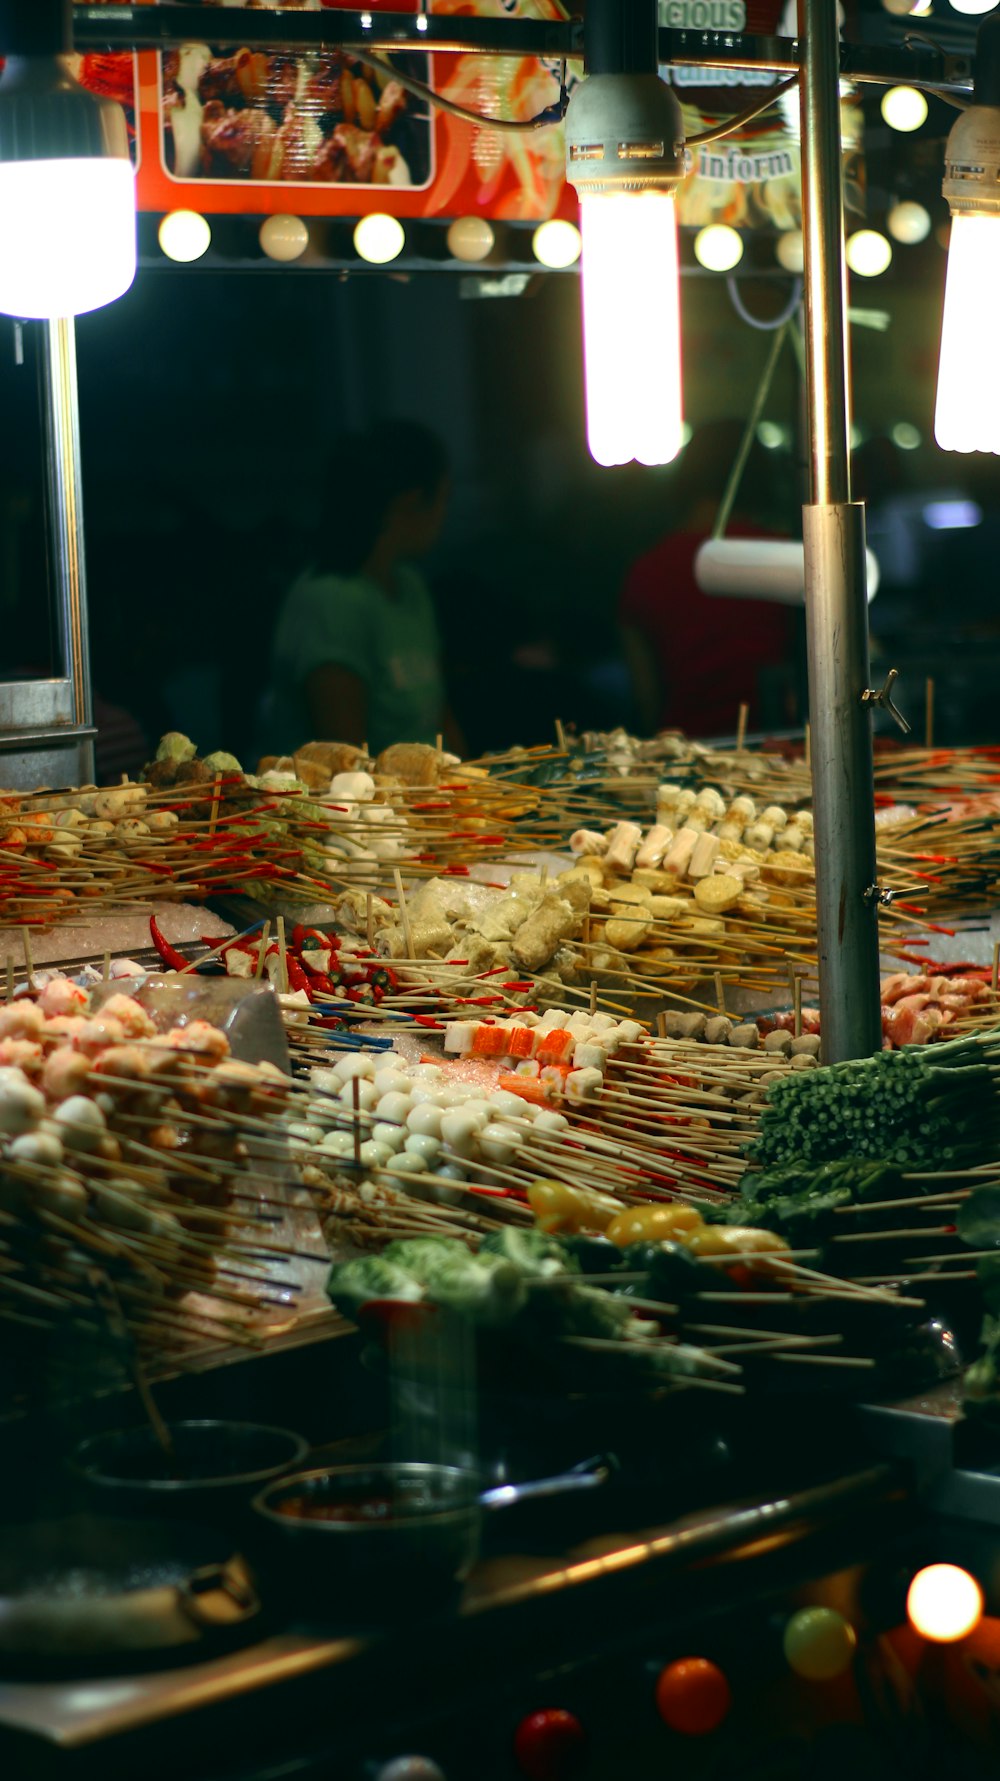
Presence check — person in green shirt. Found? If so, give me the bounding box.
[263,421,454,758]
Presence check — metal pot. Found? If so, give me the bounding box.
[72,1419,309,1519]
[0,1516,261,1673]
[249,1457,611,1618]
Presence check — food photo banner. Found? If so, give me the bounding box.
[69,0,863,230]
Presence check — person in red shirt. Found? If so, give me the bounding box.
[619,420,799,739]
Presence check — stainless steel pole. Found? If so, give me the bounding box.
[798,0,882,1061]
[42,315,95,783]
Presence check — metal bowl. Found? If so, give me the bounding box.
[73,1420,309,1519]
[250,1463,481,1616]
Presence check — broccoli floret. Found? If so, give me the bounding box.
[383,1237,469,1278]
[155,732,197,765]
[382,1237,527,1327]
[479,1227,572,1278]
[326,1254,424,1315]
[202,751,243,776]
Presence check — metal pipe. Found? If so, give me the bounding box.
[798,0,881,1062]
[42,316,94,780]
[799,0,850,507]
[586,0,657,77]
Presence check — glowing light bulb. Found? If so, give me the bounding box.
[532,218,581,268]
[907,1565,983,1641]
[0,158,135,318]
[694,223,743,271]
[935,214,1000,450]
[776,230,804,272]
[846,230,893,277]
[259,214,309,262]
[949,0,997,15]
[0,49,136,320]
[887,200,932,244]
[353,213,405,264]
[158,209,211,263]
[447,216,495,263]
[881,86,929,131]
[892,421,922,448]
[578,190,683,467]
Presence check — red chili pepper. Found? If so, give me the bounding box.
[284,953,313,998]
[149,914,189,973]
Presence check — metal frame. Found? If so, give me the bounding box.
[0,318,95,790]
[71,8,974,91]
[16,3,969,1052]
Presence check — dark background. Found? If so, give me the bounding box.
[2,26,999,769]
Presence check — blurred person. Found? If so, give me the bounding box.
[619,421,799,739]
[262,420,458,757]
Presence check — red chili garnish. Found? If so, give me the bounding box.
[149,914,189,973]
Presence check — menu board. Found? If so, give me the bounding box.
[73,0,573,221]
[71,0,862,230]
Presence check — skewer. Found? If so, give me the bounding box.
[771,1353,876,1369]
[277,915,289,996]
[254,920,272,980]
[559,1334,742,1377]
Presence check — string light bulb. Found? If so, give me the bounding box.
[0,0,135,318]
[776,229,804,271]
[694,223,744,270]
[565,46,685,468]
[158,210,211,263]
[353,213,405,264]
[259,214,309,261]
[887,199,932,243]
[881,86,929,131]
[846,229,893,276]
[447,216,495,262]
[531,218,581,268]
[935,12,1000,451]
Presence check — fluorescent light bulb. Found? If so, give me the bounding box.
[0,156,135,318]
[565,66,685,470]
[579,190,683,467]
[935,213,1000,452]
